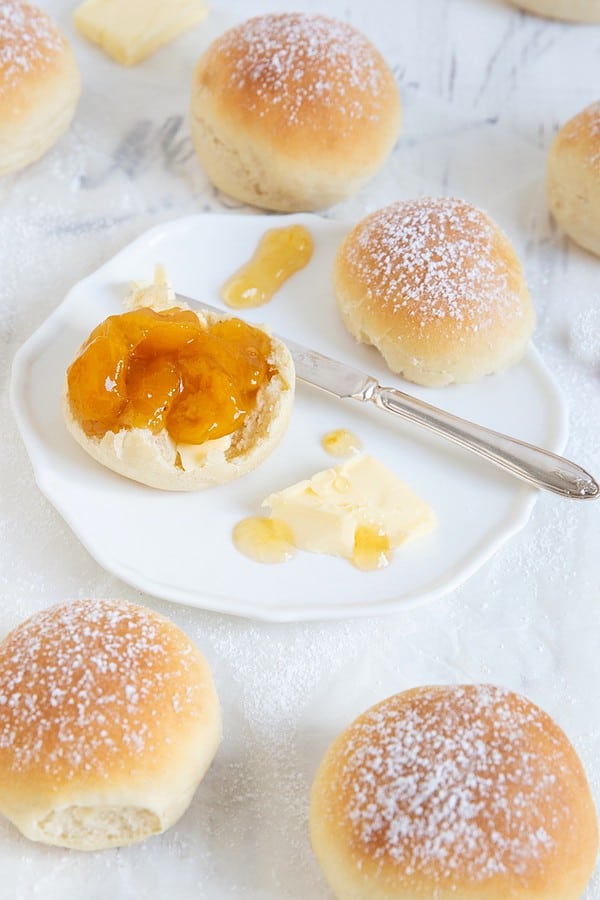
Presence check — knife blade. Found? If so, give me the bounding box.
[175,293,599,500]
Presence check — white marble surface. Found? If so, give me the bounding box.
[1,0,599,897]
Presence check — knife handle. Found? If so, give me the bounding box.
[371,386,599,499]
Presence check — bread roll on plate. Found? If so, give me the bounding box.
[0,598,221,850]
[190,13,401,211]
[334,197,535,387]
[508,0,600,23]
[63,276,295,491]
[547,101,600,256]
[0,1,81,176]
[310,684,599,899]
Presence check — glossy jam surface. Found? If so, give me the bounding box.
[352,525,392,571]
[67,307,275,444]
[321,428,362,458]
[233,517,393,570]
[233,517,297,564]
[221,225,313,309]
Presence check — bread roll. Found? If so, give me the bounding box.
[310,684,598,900]
[63,282,295,491]
[0,598,221,850]
[334,198,535,387]
[508,0,600,22]
[190,13,401,212]
[547,101,600,256]
[0,1,81,176]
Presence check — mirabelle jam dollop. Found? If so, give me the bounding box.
[220,225,313,309]
[67,307,275,444]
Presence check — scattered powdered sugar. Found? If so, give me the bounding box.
[0,598,200,776]
[337,685,575,883]
[0,0,63,95]
[344,198,524,331]
[569,306,600,368]
[217,13,390,128]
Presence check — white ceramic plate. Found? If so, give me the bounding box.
[11,213,567,622]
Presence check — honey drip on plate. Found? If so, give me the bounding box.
[67,307,274,443]
[352,525,393,571]
[221,225,313,309]
[233,517,297,564]
[321,429,362,458]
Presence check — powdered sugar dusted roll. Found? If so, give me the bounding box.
[310,684,598,899]
[0,1,81,176]
[334,197,536,387]
[547,101,600,257]
[190,13,401,211]
[0,599,221,850]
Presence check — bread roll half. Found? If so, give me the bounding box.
[63,281,295,490]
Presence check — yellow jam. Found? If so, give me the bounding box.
[321,428,362,458]
[351,525,393,571]
[66,307,275,444]
[220,225,313,309]
[232,517,297,564]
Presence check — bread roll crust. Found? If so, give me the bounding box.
[0,599,222,850]
[310,685,598,900]
[190,13,401,211]
[334,198,535,387]
[63,299,295,491]
[0,1,81,176]
[509,0,600,22]
[547,101,600,257]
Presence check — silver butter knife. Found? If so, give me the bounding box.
[176,294,599,500]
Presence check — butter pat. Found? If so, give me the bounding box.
[264,454,435,563]
[74,0,208,66]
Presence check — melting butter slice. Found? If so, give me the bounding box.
[264,454,435,569]
[74,0,208,66]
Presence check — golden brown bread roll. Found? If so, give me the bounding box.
[62,279,295,491]
[310,684,599,899]
[190,13,401,211]
[0,599,222,850]
[334,198,536,387]
[508,0,600,22]
[0,1,81,176]
[547,101,600,257]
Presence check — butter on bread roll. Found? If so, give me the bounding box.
[0,599,221,850]
[310,684,599,900]
[63,275,295,491]
[334,198,535,387]
[508,0,600,22]
[190,13,401,212]
[547,101,600,256]
[0,1,80,176]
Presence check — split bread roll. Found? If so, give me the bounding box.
[63,278,295,491]
[310,684,599,900]
[190,13,401,211]
[334,197,535,387]
[547,101,600,256]
[0,598,222,850]
[0,1,81,176]
[508,0,600,23]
